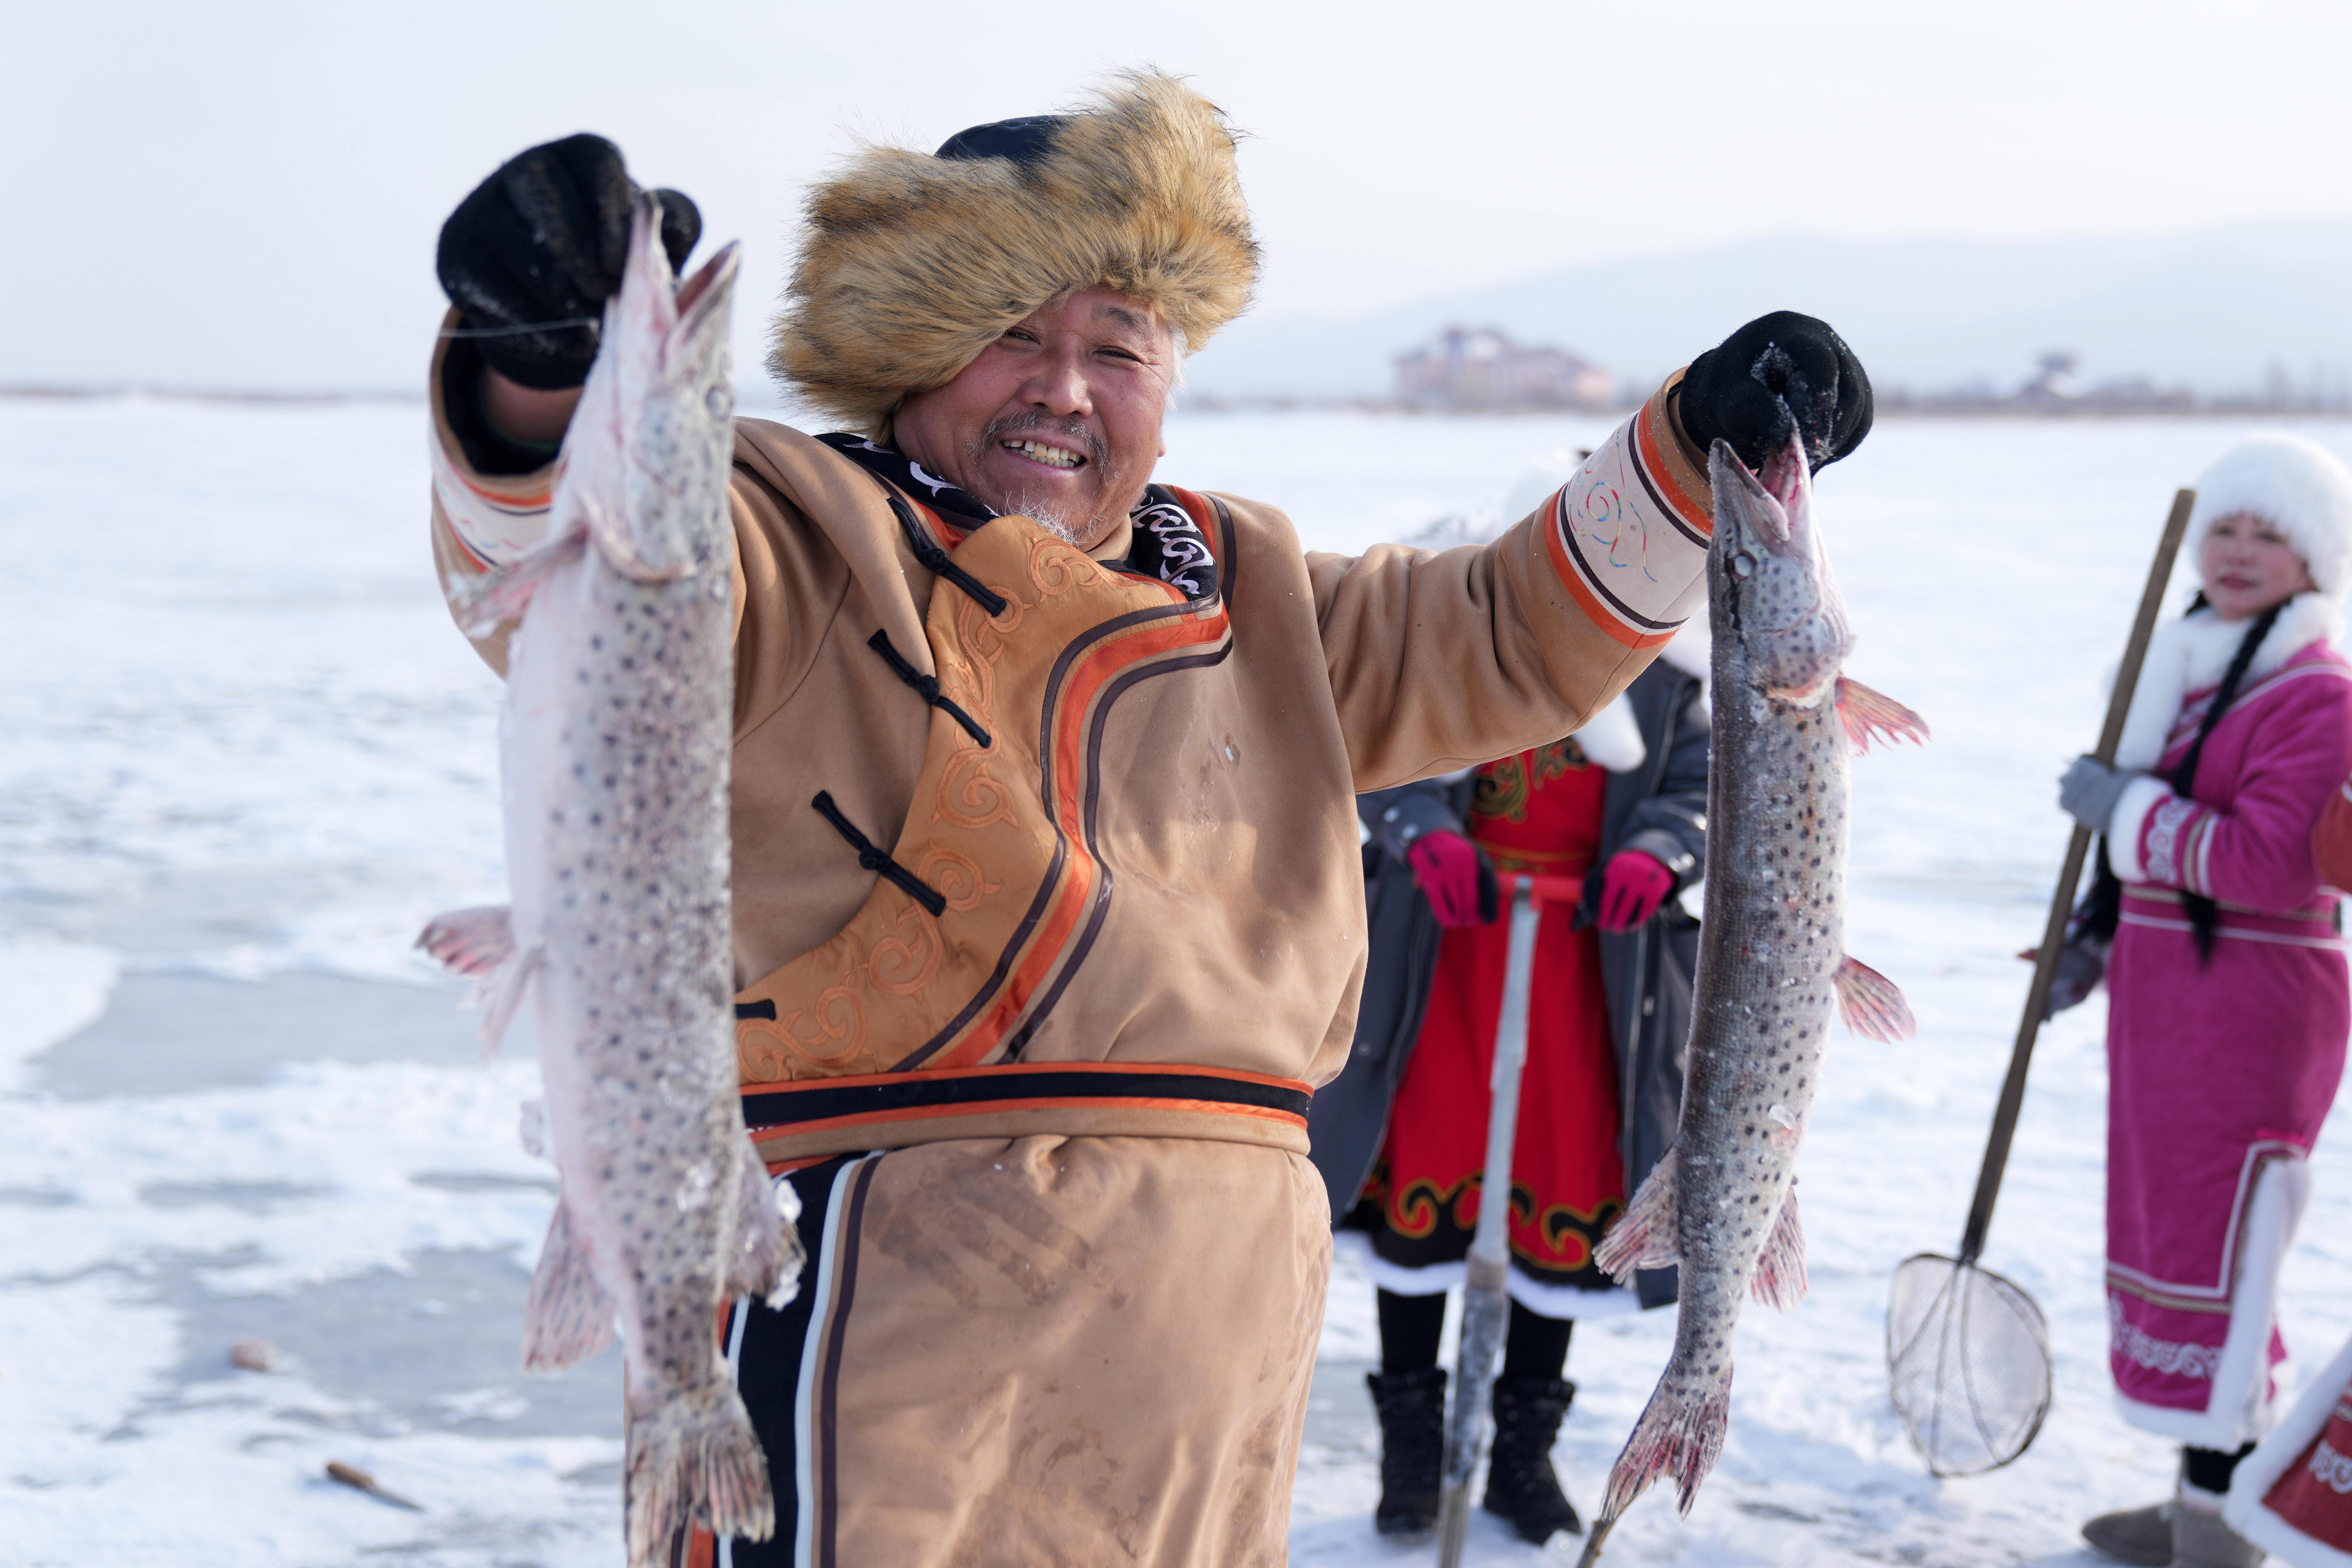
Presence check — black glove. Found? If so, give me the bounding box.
[436,133,702,389]
[1679,311,1873,472]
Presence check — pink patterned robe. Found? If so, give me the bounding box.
[2104,640,2352,1446]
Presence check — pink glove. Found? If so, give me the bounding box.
[1406,831,1497,927]
[1597,850,1675,932]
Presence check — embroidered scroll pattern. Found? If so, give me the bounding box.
[1133,498,1214,597]
[738,516,1225,1085]
[1027,533,1105,601]
[739,984,874,1082]
[866,904,944,999]
[2144,796,2201,886]
[1472,739,1588,824]
[936,746,1015,830]
[914,843,1001,912]
[2311,1437,2352,1494]
[2109,1298,2221,1380]
[949,577,1026,718]
[1565,477,1656,586]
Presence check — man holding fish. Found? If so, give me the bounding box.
[422,71,1873,1565]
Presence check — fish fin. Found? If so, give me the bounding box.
[416,904,514,977]
[1595,1143,1680,1281]
[1835,676,1931,754]
[723,1143,805,1310]
[582,492,693,586]
[448,525,588,639]
[521,1200,615,1375]
[1750,1186,1809,1310]
[1598,1354,1733,1526]
[1834,954,1918,1041]
[517,1098,548,1161]
[473,941,543,1059]
[624,1381,776,1563]
[416,907,538,1056]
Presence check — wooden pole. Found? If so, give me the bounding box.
[1956,487,2194,1264]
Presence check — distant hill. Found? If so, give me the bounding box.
[1187,219,2352,402]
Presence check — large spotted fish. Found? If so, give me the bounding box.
[1583,435,1924,1557]
[418,195,799,1565]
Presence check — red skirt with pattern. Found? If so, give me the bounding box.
[1354,741,1628,1298]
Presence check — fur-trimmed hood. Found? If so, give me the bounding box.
[770,70,1258,437]
[2187,433,2352,596]
[2113,592,2340,770]
[2112,435,2352,770]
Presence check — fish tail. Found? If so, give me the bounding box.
[1835,676,1931,753]
[625,1383,776,1564]
[1600,1358,1733,1525]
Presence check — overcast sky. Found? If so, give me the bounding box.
[11,0,2352,390]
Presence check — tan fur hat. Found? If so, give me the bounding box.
[769,70,1258,437]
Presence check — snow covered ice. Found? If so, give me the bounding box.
[2,398,2348,1565]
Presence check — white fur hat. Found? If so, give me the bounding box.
[2187,433,2352,598]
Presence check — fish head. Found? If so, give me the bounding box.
[578,192,742,581]
[1706,432,1853,705]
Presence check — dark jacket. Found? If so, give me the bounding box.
[1306,656,1709,1308]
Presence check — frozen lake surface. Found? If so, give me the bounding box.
[3,398,2349,1565]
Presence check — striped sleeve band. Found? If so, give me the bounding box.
[430,426,555,574]
[1540,379,1715,649]
[427,309,557,576]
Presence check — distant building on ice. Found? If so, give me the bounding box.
[1394,325,1615,412]
[2017,350,2081,407]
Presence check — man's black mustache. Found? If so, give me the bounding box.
[980,413,1108,467]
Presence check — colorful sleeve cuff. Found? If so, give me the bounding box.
[2107,774,2214,890]
[1538,375,1715,650]
[429,310,556,576]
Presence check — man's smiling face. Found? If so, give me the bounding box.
[891,285,1177,551]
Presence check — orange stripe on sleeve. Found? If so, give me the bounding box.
[1542,492,1678,651]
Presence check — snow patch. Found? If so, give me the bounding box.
[0,941,118,1093]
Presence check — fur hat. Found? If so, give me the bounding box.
[2187,433,2352,597]
[770,70,1258,436]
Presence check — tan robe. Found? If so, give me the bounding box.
[428,328,1715,1565]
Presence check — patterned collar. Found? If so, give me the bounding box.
[817,433,1218,603]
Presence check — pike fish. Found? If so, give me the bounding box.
[1583,434,1925,1554]
[418,195,800,1565]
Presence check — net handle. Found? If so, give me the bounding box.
[1957,488,2195,1264]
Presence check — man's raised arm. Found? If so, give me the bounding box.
[424,135,705,672]
[1311,311,1872,792]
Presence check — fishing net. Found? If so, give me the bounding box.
[1887,1252,2052,1477]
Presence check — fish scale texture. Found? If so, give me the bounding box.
[448,197,799,1562]
[1592,438,1913,1537]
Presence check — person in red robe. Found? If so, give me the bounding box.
[1311,643,1712,1544]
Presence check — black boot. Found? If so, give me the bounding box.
[1482,1375,1583,1543]
[1366,1367,1447,1537]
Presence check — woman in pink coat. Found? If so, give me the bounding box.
[2060,434,2352,1568]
